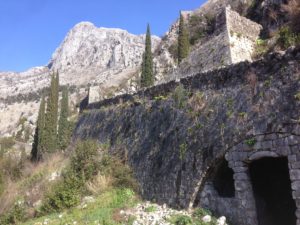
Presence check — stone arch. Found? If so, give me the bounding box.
[225,133,300,225]
[189,132,300,225]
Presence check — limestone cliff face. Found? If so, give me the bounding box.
[0,22,160,137]
[49,22,160,86]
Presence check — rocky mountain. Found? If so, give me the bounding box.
[0,22,160,137]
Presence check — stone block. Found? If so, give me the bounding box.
[291,145,300,154]
[233,166,248,173]
[289,155,298,163]
[290,162,300,169]
[233,173,250,181]
[278,146,291,155]
[261,141,273,149]
[292,181,300,191]
[287,136,300,145]
[234,180,249,191]
[264,133,277,140]
[291,170,300,180]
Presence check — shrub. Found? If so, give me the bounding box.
[0,137,15,152]
[100,154,139,191]
[0,201,26,225]
[168,42,179,60]
[277,26,300,49]
[172,84,189,109]
[40,171,82,214]
[70,140,100,181]
[1,156,23,181]
[193,207,212,218]
[39,141,100,214]
[170,215,193,225]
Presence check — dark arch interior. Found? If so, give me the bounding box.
[249,157,296,225]
[212,159,235,197]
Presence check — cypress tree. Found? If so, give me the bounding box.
[58,87,70,150]
[141,24,154,87]
[178,12,190,64]
[31,95,45,161]
[44,72,59,153]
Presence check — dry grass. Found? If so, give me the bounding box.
[0,152,67,216]
[283,0,300,33]
[188,91,206,112]
[86,173,113,195]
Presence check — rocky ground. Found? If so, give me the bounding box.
[122,202,228,225]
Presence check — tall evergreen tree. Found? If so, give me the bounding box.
[140,24,154,87]
[31,95,45,161]
[44,72,59,153]
[178,12,190,64]
[58,87,70,150]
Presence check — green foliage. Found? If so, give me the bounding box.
[40,171,82,214]
[70,140,100,182]
[178,13,190,64]
[172,84,189,109]
[99,153,138,191]
[277,26,300,49]
[31,95,46,161]
[0,171,4,197]
[254,38,269,58]
[1,156,23,181]
[0,201,26,225]
[193,208,212,218]
[179,142,187,160]
[23,188,138,225]
[188,14,205,45]
[58,87,71,150]
[0,137,15,152]
[295,92,300,100]
[245,138,257,147]
[169,215,193,225]
[44,72,59,153]
[39,141,99,214]
[144,205,157,212]
[141,24,154,88]
[168,41,179,60]
[39,140,138,217]
[154,95,168,101]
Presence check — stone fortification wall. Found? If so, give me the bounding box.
[75,48,300,225]
[226,7,262,64]
[168,7,262,82]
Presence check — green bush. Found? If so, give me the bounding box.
[99,153,139,191]
[193,207,212,218]
[40,171,82,214]
[277,26,300,49]
[172,84,189,109]
[0,137,15,152]
[0,201,26,225]
[170,215,193,225]
[70,140,100,181]
[39,141,100,214]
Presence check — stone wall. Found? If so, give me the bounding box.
[74,48,300,225]
[226,7,262,64]
[166,7,262,82]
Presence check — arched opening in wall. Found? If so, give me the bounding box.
[249,157,296,225]
[212,159,235,197]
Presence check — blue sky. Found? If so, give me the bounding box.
[0,0,205,72]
